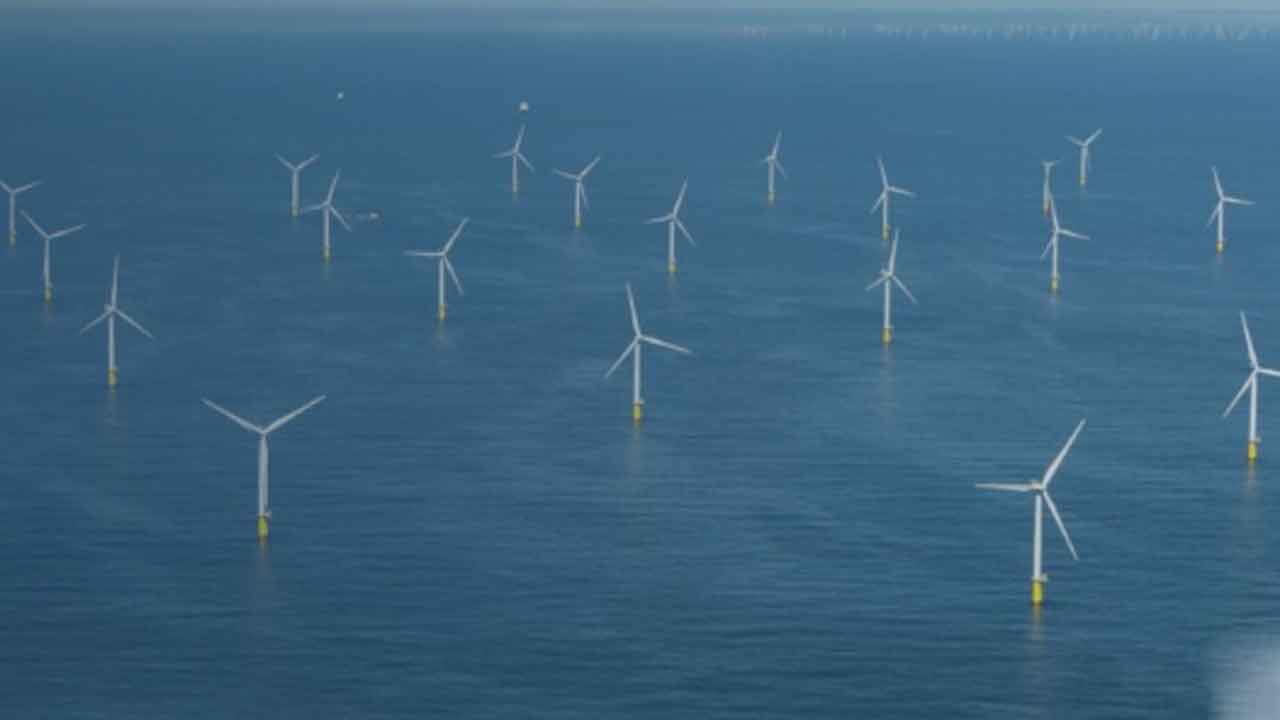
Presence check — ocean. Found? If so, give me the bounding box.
[3,8,1280,718]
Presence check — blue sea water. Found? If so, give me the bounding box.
[3,9,1280,718]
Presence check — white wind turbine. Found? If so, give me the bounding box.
[1041,160,1058,217]
[202,395,327,541]
[276,153,319,217]
[761,131,787,205]
[404,218,467,321]
[870,157,914,241]
[605,283,692,422]
[21,211,85,303]
[1224,312,1280,463]
[79,255,153,387]
[977,419,1085,606]
[1,179,41,245]
[302,171,349,262]
[493,124,534,193]
[552,156,600,228]
[645,180,695,275]
[1040,196,1088,293]
[865,229,918,345]
[1066,129,1102,188]
[1208,166,1253,254]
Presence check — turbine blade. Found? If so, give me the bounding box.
[677,219,695,247]
[1042,491,1079,561]
[772,130,782,156]
[264,395,327,434]
[325,171,340,204]
[445,217,470,253]
[276,154,295,171]
[1225,196,1254,206]
[15,180,42,194]
[642,335,693,355]
[774,159,788,179]
[888,232,899,272]
[582,156,601,175]
[1224,374,1255,417]
[892,275,918,305]
[404,250,444,258]
[493,150,515,159]
[865,274,888,292]
[330,207,352,232]
[301,203,326,215]
[1067,135,1084,146]
[579,183,590,210]
[877,157,888,187]
[202,399,264,434]
[299,154,319,169]
[552,169,576,180]
[605,339,637,378]
[21,211,49,239]
[626,283,641,336]
[1060,229,1089,240]
[645,214,672,225]
[115,309,154,339]
[78,310,110,335]
[517,153,535,172]
[890,186,915,198]
[444,257,464,295]
[1212,166,1224,197]
[1040,236,1055,261]
[1042,419,1086,487]
[49,224,86,240]
[870,192,885,214]
[674,180,688,214]
[1086,128,1103,144]
[1242,312,1259,368]
[1207,202,1222,227]
[111,254,120,306]
[975,483,1035,492]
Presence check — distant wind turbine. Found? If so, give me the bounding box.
[645,180,694,275]
[870,157,914,241]
[202,395,327,541]
[21,211,85,303]
[404,218,468,321]
[302,171,349,262]
[865,230,918,345]
[977,419,1086,607]
[79,255,154,387]
[1040,161,1058,217]
[1224,312,1280,463]
[1208,166,1253,254]
[276,154,319,217]
[761,131,786,205]
[553,156,601,229]
[1,179,41,245]
[1066,129,1102,189]
[1041,196,1088,294]
[605,283,692,423]
[493,125,534,193]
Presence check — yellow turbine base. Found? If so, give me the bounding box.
[438,304,447,321]
[1217,240,1225,254]
[575,218,582,229]
[1249,441,1258,463]
[881,226,890,241]
[108,369,118,387]
[257,515,269,540]
[43,287,52,303]
[1042,203,1050,217]
[1050,276,1060,293]
[768,192,776,206]
[668,262,677,275]
[1031,579,1044,606]
[1079,176,1087,189]
[632,403,643,423]
[882,327,892,345]
[323,250,331,262]
[291,209,298,218]
[8,233,14,245]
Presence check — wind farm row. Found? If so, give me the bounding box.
[2,114,1268,609]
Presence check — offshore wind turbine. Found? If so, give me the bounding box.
[645,180,695,275]
[404,218,467,321]
[1041,161,1058,217]
[21,211,85,303]
[1224,312,1280,463]
[301,171,349,261]
[79,255,153,387]
[1041,196,1088,294]
[1208,166,1254,254]
[865,229,918,345]
[552,156,600,228]
[202,395,326,541]
[276,153,319,217]
[493,124,534,193]
[977,419,1085,606]
[1,179,41,245]
[761,131,786,205]
[870,157,914,241]
[605,283,692,423]
[1066,129,1102,188]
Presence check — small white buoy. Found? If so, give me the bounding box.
[518,100,530,113]
[337,90,345,101]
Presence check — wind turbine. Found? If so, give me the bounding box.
[1066,129,1102,189]
[1224,312,1280,463]
[605,283,692,423]
[302,171,349,262]
[762,131,786,205]
[1,179,41,245]
[870,157,914,241]
[275,153,319,217]
[1208,166,1254,254]
[404,218,467,321]
[1040,161,1058,217]
[977,419,1086,606]
[21,211,85,303]
[493,124,534,193]
[552,156,600,229]
[865,230,918,345]
[645,180,694,275]
[1040,196,1088,294]
[202,395,326,541]
[79,255,154,387]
